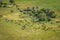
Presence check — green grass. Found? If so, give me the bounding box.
[0,0,60,40]
[0,19,60,40]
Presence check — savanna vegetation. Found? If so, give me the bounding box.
[0,0,60,40]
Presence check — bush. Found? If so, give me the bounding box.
[0,1,3,7]
[19,7,56,22]
[10,10,14,13]
[0,0,3,5]
[23,7,31,13]
[22,25,26,30]
[41,24,47,31]
[9,0,15,4]
[47,17,51,22]
[39,18,45,21]
[19,9,23,12]
[48,11,56,18]
[58,25,60,28]
[36,6,39,9]
[56,21,60,23]
[3,3,7,8]
[0,14,3,18]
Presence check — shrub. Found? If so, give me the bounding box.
[0,1,3,7]
[48,11,56,18]
[9,0,15,4]
[3,3,7,8]
[10,10,14,13]
[56,21,60,23]
[17,8,20,10]
[36,6,39,9]
[58,25,60,28]
[19,7,56,23]
[47,17,51,22]
[0,14,3,18]
[22,25,26,30]
[39,18,45,21]
[19,9,23,12]
[40,8,47,13]
[0,0,3,5]
[23,7,31,13]
[41,24,47,31]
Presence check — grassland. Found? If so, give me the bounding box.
[0,0,60,40]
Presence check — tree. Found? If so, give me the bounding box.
[40,8,56,22]
[3,3,7,8]
[31,7,36,13]
[41,8,56,18]
[47,17,51,22]
[48,11,56,18]
[38,12,46,21]
[0,0,3,7]
[9,0,15,4]
[23,7,31,13]
[19,7,56,23]
[22,7,32,15]
[40,8,47,13]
